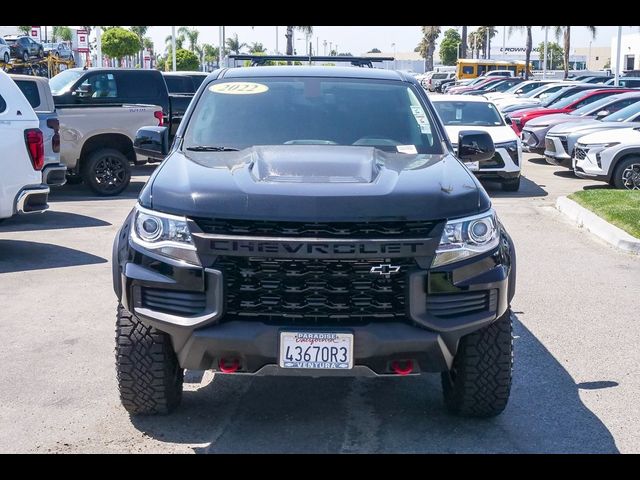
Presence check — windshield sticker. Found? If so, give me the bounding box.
[210,82,269,94]
[397,145,418,154]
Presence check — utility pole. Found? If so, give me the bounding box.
[219,25,223,68]
[502,26,506,60]
[96,26,102,68]
[543,26,548,79]
[171,26,176,72]
[323,40,327,56]
[615,26,622,87]
[275,26,279,54]
[329,42,332,55]
[316,37,319,58]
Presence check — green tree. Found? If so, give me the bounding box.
[52,26,72,42]
[509,26,533,79]
[367,48,382,53]
[178,27,200,52]
[18,26,30,35]
[225,33,246,55]
[417,26,441,72]
[101,27,140,66]
[285,26,313,55]
[468,30,484,59]
[439,28,461,66]
[165,33,185,51]
[538,41,564,70]
[202,44,219,63]
[552,26,597,78]
[481,26,498,59]
[249,42,266,53]
[166,48,199,71]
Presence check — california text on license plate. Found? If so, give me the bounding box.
[279,332,354,369]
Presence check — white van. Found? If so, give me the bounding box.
[0,70,49,221]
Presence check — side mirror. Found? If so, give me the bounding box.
[595,110,609,120]
[134,126,169,160]
[504,116,512,125]
[457,130,495,163]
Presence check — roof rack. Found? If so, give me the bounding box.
[227,54,395,68]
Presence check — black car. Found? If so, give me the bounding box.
[162,71,208,94]
[113,63,517,418]
[4,35,44,62]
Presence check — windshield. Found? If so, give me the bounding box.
[49,70,83,95]
[522,83,561,99]
[433,100,504,127]
[548,90,591,109]
[183,77,442,154]
[569,95,616,116]
[542,87,582,107]
[602,101,640,122]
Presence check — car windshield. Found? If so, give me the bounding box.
[183,77,442,154]
[4,38,17,45]
[569,95,618,116]
[542,87,583,107]
[43,43,56,48]
[549,90,592,109]
[433,100,504,127]
[602,101,640,122]
[49,70,84,95]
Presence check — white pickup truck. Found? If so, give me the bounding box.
[0,70,49,221]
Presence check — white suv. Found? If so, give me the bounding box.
[0,70,49,221]
[432,95,522,191]
[574,127,640,189]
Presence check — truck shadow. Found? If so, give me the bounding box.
[129,315,619,453]
[0,240,107,274]
[0,211,110,232]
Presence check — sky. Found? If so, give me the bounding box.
[135,26,638,56]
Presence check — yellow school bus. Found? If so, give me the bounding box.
[456,59,532,79]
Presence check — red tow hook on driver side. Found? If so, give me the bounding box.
[218,358,241,373]
[391,360,414,375]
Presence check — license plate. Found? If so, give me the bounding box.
[465,161,479,171]
[279,332,353,369]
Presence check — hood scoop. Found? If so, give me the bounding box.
[249,145,382,183]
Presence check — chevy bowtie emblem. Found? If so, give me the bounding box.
[370,264,401,277]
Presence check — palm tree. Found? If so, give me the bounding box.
[509,26,533,79]
[249,42,266,54]
[418,26,441,72]
[130,26,149,68]
[468,29,485,59]
[481,26,498,59]
[178,27,200,52]
[202,44,219,65]
[225,33,246,55]
[552,26,597,79]
[460,26,468,59]
[165,33,185,51]
[17,26,31,35]
[285,26,313,55]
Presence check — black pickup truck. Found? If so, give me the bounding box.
[114,62,517,418]
[49,67,192,140]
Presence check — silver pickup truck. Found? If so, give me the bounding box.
[12,73,163,196]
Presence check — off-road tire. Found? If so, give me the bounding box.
[115,305,184,415]
[441,309,513,417]
[81,148,131,196]
[501,176,521,192]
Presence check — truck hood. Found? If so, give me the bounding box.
[143,145,489,222]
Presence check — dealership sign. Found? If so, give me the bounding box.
[30,26,41,42]
[77,30,89,53]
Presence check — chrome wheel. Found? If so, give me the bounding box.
[621,163,640,190]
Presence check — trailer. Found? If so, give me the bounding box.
[0,55,75,78]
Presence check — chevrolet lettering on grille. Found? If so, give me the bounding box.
[369,264,401,277]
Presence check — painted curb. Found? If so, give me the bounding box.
[556,196,640,255]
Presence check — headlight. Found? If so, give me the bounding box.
[583,142,620,151]
[130,204,200,265]
[495,141,520,164]
[432,210,500,267]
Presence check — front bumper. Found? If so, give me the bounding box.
[544,135,573,167]
[574,148,610,181]
[42,163,67,186]
[113,215,516,375]
[15,185,50,215]
[521,127,547,155]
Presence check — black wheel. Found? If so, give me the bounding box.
[3,52,8,63]
[22,50,29,62]
[441,309,513,417]
[612,156,640,190]
[38,47,44,59]
[81,148,131,196]
[115,304,184,415]
[501,176,521,192]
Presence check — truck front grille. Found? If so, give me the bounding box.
[193,218,439,239]
[216,256,417,324]
[575,147,587,160]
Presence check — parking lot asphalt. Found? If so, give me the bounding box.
[1,154,639,453]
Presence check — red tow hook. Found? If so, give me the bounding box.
[391,360,414,376]
[218,358,241,373]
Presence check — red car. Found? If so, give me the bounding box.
[508,88,633,135]
[447,77,505,95]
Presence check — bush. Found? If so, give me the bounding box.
[166,48,199,71]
